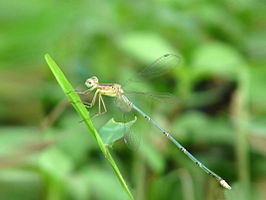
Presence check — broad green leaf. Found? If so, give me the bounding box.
[192,42,245,79]
[225,182,259,200]
[99,116,137,145]
[172,111,234,145]
[118,32,177,64]
[139,139,165,173]
[67,166,130,200]
[149,171,185,200]
[196,4,244,41]
[56,114,96,162]
[39,147,73,180]
[0,126,39,155]
[0,169,42,200]
[249,67,266,111]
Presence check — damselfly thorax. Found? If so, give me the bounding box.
[82,76,133,115]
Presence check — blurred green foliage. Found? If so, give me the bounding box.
[0,0,266,200]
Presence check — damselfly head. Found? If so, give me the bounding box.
[85,76,98,88]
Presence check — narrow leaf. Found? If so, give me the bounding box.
[44,54,134,200]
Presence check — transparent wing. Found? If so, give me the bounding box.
[114,96,132,113]
[122,113,141,151]
[123,53,181,87]
[124,90,180,104]
[113,98,141,150]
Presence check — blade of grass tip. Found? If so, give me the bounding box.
[44,54,134,200]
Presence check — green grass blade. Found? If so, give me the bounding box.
[44,54,134,200]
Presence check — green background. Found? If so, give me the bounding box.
[0,0,266,199]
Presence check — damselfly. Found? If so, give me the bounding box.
[77,54,231,189]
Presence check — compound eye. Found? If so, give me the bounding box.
[85,79,94,88]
